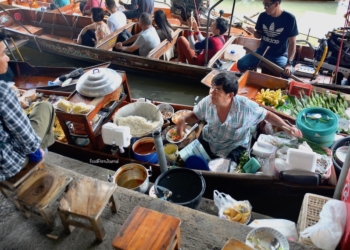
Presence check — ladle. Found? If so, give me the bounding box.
[157,185,172,200]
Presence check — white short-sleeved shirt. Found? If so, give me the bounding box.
[107,11,127,32]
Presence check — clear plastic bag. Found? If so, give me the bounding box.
[213,190,252,224]
[300,200,347,250]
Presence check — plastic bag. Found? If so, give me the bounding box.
[248,219,298,241]
[261,148,277,176]
[214,190,252,224]
[300,200,347,250]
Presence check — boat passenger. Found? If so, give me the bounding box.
[0,33,55,181]
[237,0,298,77]
[115,12,160,56]
[177,17,228,66]
[176,71,302,164]
[74,0,105,16]
[76,8,111,48]
[105,0,127,32]
[119,0,154,20]
[154,9,174,61]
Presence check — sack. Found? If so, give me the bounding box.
[300,200,347,250]
[116,29,132,43]
[213,190,252,224]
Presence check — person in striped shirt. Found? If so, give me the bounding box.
[176,71,302,164]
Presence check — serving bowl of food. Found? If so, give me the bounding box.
[246,227,289,250]
[166,128,185,143]
[157,103,174,120]
[172,109,192,124]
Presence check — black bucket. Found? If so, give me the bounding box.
[331,136,350,178]
[154,168,206,209]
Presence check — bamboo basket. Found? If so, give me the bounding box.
[297,193,333,246]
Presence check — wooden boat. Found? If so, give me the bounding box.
[12,67,329,223]
[9,60,110,91]
[0,7,268,81]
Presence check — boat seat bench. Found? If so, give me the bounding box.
[95,22,136,51]
[147,28,182,60]
[8,24,44,35]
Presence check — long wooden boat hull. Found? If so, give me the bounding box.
[7,60,337,224]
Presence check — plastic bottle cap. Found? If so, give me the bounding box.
[230,50,235,54]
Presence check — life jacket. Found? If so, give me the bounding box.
[197,35,225,66]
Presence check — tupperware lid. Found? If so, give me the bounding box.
[296,107,338,136]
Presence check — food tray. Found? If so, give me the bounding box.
[297,193,332,246]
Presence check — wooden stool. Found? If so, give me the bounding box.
[112,206,181,250]
[13,167,73,229]
[58,177,118,241]
[0,160,43,198]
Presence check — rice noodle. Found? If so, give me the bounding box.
[115,115,158,136]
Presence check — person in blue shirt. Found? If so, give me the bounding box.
[237,0,298,77]
[0,33,56,181]
[53,0,70,8]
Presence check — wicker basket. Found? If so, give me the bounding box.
[297,193,333,246]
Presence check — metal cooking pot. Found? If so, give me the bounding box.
[76,68,122,97]
[112,163,152,193]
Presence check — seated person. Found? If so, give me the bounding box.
[237,0,298,77]
[115,12,160,56]
[105,0,127,32]
[177,17,228,66]
[77,8,111,48]
[176,72,302,164]
[75,0,106,16]
[119,0,154,19]
[154,9,174,61]
[0,34,55,181]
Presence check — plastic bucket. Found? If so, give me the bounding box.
[154,168,206,209]
[224,44,246,61]
[331,137,350,177]
[132,137,158,164]
[296,107,338,147]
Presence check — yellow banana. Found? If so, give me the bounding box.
[231,213,242,222]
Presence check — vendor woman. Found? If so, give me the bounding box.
[176,72,302,164]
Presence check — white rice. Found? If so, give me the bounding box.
[115,115,158,136]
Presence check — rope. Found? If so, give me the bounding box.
[10,37,24,62]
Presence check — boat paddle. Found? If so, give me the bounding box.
[243,46,305,83]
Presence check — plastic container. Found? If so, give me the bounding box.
[252,141,275,158]
[289,81,313,97]
[286,148,317,172]
[154,168,206,209]
[296,107,338,147]
[224,44,246,62]
[331,136,350,177]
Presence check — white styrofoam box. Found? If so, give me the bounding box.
[286,148,317,172]
[101,123,131,147]
[252,141,276,158]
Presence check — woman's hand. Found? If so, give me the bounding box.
[191,17,199,32]
[283,125,302,138]
[176,117,186,137]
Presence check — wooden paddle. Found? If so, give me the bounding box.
[243,46,305,83]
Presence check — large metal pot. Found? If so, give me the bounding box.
[112,163,152,193]
[76,68,122,97]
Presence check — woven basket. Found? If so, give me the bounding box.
[297,193,333,246]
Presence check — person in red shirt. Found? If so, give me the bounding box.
[75,0,105,15]
[177,17,228,66]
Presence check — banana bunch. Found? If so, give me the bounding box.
[53,117,66,142]
[255,89,288,108]
[223,203,251,224]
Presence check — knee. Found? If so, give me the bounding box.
[177,36,187,48]
[34,102,53,113]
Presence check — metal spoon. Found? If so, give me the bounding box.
[147,106,161,123]
[270,238,280,250]
[157,186,172,200]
